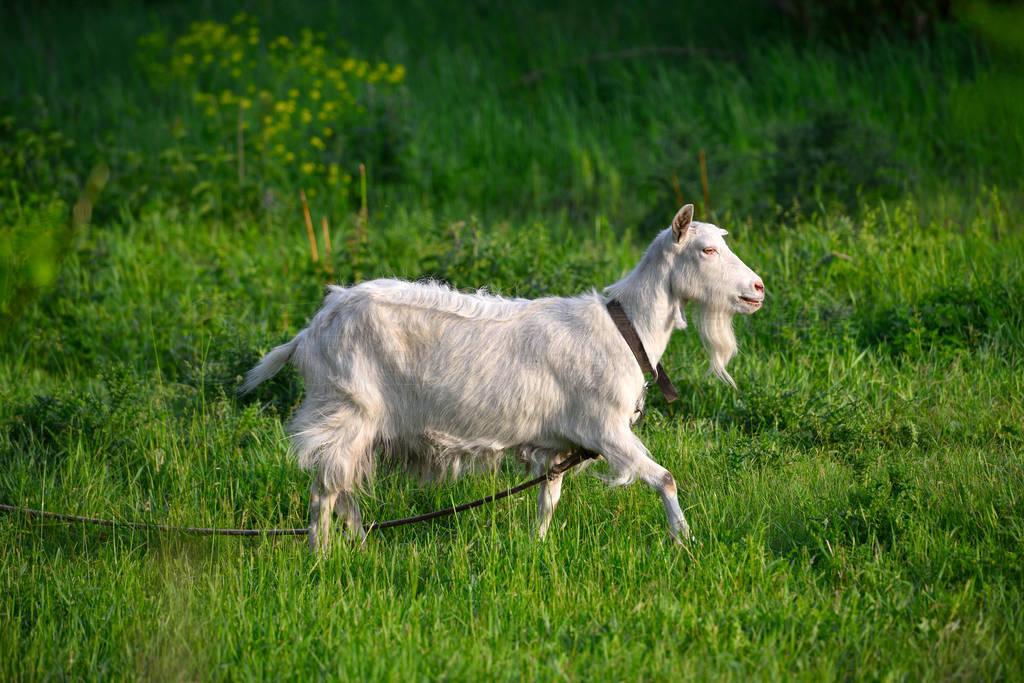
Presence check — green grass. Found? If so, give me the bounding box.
[2,0,1024,679]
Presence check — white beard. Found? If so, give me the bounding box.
[673,301,687,330]
[695,307,738,388]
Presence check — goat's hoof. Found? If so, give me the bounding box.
[675,532,703,548]
[308,531,329,556]
[671,524,697,546]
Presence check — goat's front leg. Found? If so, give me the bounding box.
[590,430,692,543]
[637,459,692,543]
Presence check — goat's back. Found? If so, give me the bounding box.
[289,279,639,444]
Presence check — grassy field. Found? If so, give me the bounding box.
[2,1,1023,679]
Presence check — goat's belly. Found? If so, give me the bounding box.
[384,427,566,482]
[420,430,510,458]
[398,381,565,446]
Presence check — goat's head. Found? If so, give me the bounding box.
[668,204,764,387]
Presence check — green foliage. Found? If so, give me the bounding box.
[857,280,1010,358]
[133,14,407,214]
[6,363,148,463]
[428,218,620,297]
[0,117,79,331]
[1,1,1024,679]
[0,115,77,197]
[0,197,69,329]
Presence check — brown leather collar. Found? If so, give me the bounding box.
[606,299,679,403]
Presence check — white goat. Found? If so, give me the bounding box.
[244,204,765,551]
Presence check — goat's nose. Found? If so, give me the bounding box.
[753,280,764,294]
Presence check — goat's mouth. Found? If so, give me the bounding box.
[738,295,763,309]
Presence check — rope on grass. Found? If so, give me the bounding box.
[0,450,597,537]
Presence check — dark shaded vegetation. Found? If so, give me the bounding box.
[768,0,953,40]
[857,280,1016,358]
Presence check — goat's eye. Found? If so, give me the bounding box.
[702,247,717,255]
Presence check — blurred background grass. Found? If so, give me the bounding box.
[3,0,1022,224]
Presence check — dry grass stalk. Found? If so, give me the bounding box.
[321,216,334,277]
[699,149,711,220]
[670,171,684,207]
[300,189,318,263]
[349,163,369,282]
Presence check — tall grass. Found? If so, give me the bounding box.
[1,0,1023,678]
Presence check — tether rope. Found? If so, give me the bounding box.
[0,450,597,537]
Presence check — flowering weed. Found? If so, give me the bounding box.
[136,14,407,207]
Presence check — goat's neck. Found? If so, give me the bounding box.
[610,266,677,368]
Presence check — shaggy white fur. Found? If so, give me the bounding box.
[244,204,765,552]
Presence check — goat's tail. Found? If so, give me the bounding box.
[240,333,303,394]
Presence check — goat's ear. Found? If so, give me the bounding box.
[672,204,694,243]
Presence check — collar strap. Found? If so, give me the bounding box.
[605,299,679,403]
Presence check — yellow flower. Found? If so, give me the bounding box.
[310,136,325,150]
[301,162,315,175]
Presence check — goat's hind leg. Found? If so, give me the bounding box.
[535,470,564,539]
[531,450,571,539]
[302,409,376,554]
[309,476,341,554]
[333,491,366,543]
